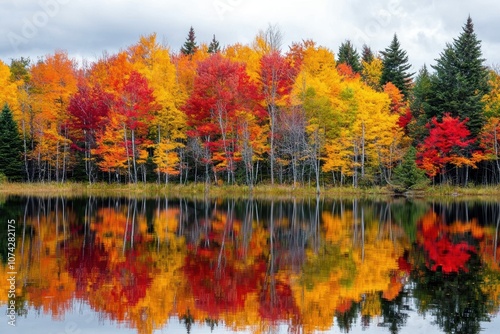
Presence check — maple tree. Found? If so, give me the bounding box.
[417,113,482,183]
[128,34,187,182]
[183,53,264,184]
[29,51,78,182]
[0,60,19,112]
[480,117,500,178]
[68,82,112,182]
[114,71,158,183]
[260,51,299,184]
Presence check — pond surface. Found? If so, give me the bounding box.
[1,196,500,334]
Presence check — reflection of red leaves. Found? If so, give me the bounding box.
[259,280,299,321]
[397,256,412,273]
[183,251,265,317]
[66,244,153,320]
[418,211,476,274]
[425,237,475,273]
[336,299,353,314]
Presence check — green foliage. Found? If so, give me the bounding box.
[427,16,490,138]
[337,40,362,73]
[9,57,31,82]
[361,44,374,64]
[300,243,356,290]
[392,147,428,191]
[380,34,414,99]
[409,65,432,144]
[207,34,220,54]
[411,253,490,334]
[0,104,23,181]
[390,199,429,243]
[180,26,198,55]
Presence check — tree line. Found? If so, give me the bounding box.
[0,17,499,189]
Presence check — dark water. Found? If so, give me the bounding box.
[1,196,500,334]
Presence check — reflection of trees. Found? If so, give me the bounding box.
[412,203,497,334]
[3,196,500,334]
[412,255,490,334]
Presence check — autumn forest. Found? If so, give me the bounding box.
[1,17,499,190]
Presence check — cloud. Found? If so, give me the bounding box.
[0,0,498,71]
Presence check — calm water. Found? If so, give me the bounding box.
[1,196,500,334]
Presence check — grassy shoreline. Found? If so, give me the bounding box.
[2,181,500,199]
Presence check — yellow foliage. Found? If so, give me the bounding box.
[361,57,383,90]
[0,60,19,113]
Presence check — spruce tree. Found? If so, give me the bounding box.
[0,104,23,181]
[392,146,428,191]
[409,65,432,143]
[207,34,220,54]
[428,16,489,137]
[180,26,198,56]
[337,40,361,73]
[361,44,374,64]
[380,34,414,99]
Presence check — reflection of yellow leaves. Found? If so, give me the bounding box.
[291,278,338,332]
[154,207,180,243]
[361,292,381,317]
[128,242,187,334]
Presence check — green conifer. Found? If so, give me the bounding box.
[428,16,489,137]
[180,26,198,56]
[0,104,23,181]
[337,40,361,73]
[380,34,414,99]
[208,35,220,54]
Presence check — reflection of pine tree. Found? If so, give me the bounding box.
[380,288,411,334]
[336,302,361,333]
[180,309,194,334]
[411,252,490,334]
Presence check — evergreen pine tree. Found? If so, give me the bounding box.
[392,146,428,191]
[0,104,23,181]
[428,16,489,137]
[361,44,374,64]
[409,65,432,143]
[380,34,414,99]
[207,34,220,54]
[180,26,198,56]
[337,40,361,73]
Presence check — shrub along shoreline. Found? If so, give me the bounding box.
[1,182,500,199]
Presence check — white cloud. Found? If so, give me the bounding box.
[0,0,498,71]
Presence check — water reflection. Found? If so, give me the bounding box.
[1,197,500,333]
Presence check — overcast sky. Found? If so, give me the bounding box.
[1,0,499,73]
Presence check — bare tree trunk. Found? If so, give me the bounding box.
[123,124,132,183]
[131,129,138,184]
[361,122,365,178]
[21,117,30,182]
[494,126,500,181]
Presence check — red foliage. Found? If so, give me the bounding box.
[424,236,475,273]
[66,244,153,317]
[116,71,158,131]
[259,280,299,321]
[183,247,266,317]
[68,83,113,150]
[417,113,476,177]
[261,51,299,100]
[398,110,413,130]
[337,63,360,80]
[384,82,412,131]
[418,211,476,274]
[183,53,264,170]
